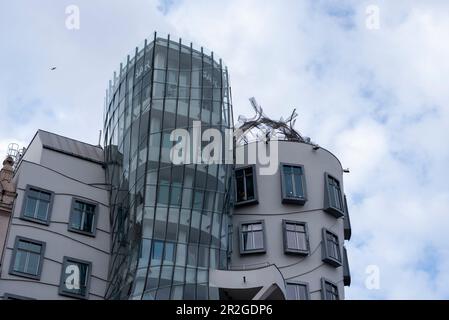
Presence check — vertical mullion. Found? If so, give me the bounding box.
[141,32,158,298]
[153,34,171,296]
[166,37,183,299]
[128,38,148,298]
[182,42,195,298]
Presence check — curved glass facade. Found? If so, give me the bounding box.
[103,33,234,299]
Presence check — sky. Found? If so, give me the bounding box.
[1,0,449,299]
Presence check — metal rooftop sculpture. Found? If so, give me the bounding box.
[235,97,315,146]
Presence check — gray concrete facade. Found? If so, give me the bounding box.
[0,130,110,300]
[211,140,351,300]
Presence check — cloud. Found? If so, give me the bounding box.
[1,0,448,299]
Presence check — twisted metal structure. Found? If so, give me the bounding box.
[235,97,310,145]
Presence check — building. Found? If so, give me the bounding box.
[0,130,110,300]
[0,33,351,300]
[103,33,234,300]
[0,156,17,262]
[210,140,352,300]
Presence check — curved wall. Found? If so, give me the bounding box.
[231,140,347,299]
[103,34,234,299]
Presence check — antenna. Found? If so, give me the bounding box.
[98,130,102,147]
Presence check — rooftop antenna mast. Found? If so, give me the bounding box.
[98,130,102,147]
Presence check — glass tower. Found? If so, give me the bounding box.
[103,33,234,299]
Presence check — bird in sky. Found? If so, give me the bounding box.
[50,66,56,70]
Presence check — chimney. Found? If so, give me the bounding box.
[0,156,17,212]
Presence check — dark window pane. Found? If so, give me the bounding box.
[13,251,27,273]
[284,173,294,197]
[235,174,245,202]
[245,173,255,200]
[253,231,264,249]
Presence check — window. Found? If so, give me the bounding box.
[285,282,310,300]
[322,228,342,267]
[239,221,265,254]
[235,165,258,206]
[9,237,45,280]
[281,164,307,204]
[324,173,344,217]
[321,278,339,300]
[21,185,54,225]
[283,221,309,255]
[68,199,97,236]
[59,257,91,299]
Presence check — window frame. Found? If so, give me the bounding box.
[321,278,340,300]
[3,293,35,300]
[282,220,310,255]
[343,194,352,240]
[20,185,54,226]
[239,220,266,255]
[285,280,310,300]
[68,198,99,237]
[322,228,342,267]
[323,173,344,218]
[9,236,46,280]
[280,163,307,205]
[58,256,92,300]
[343,246,351,286]
[234,165,258,207]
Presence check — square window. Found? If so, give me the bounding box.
[281,164,307,205]
[234,165,258,206]
[239,221,265,254]
[21,185,54,225]
[324,173,344,218]
[9,237,45,280]
[59,257,91,299]
[285,282,310,300]
[68,199,97,236]
[283,220,309,255]
[321,278,339,300]
[322,228,342,267]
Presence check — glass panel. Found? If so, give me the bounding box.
[13,251,27,273]
[25,253,40,275]
[17,240,41,253]
[152,241,164,261]
[24,198,37,218]
[245,172,254,200]
[82,212,95,233]
[235,171,245,202]
[70,210,82,230]
[28,189,40,199]
[164,242,175,263]
[286,231,297,250]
